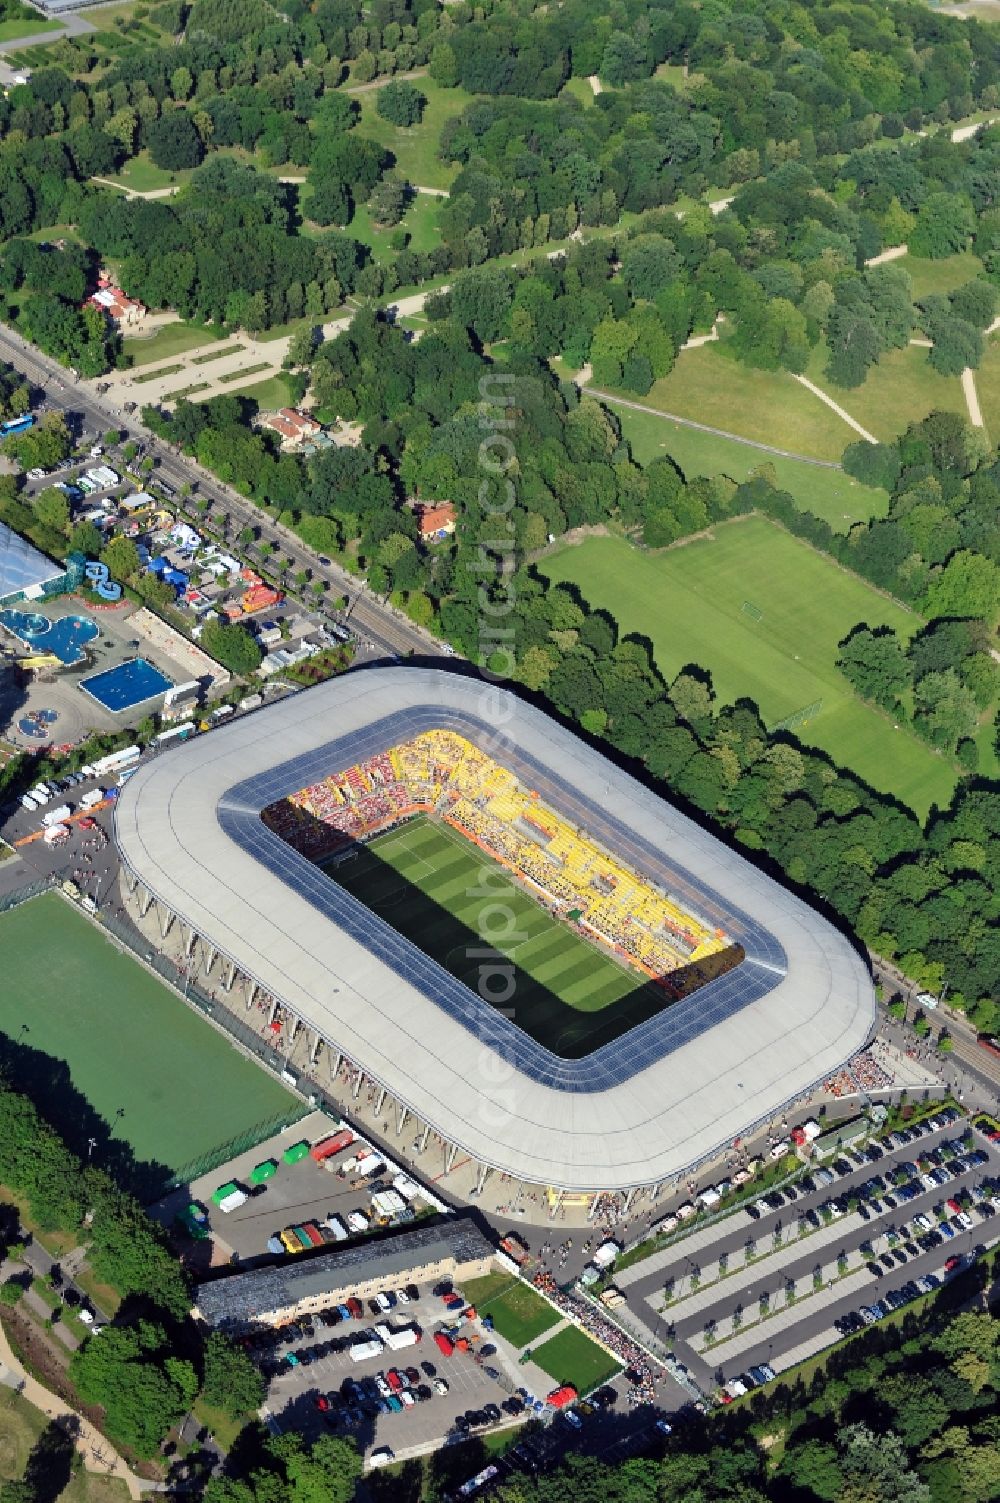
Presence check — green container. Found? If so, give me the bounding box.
[293,1225,312,1249]
[211,1180,239,1206]
[249,1159,277,1185]
[282,1141,310,1165]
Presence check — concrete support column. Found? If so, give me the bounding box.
[445,1142,459,1174]
[224,960,237,993]
[396,1105,409,1137]
[549,1188,566,1220]
[245,977,257,1011]
[184,925,197,959]
[330,1051,342,1079]
[139,887,154,918]
[353,1070,363,1100]
[475,1162,489,1194]
[310,1033,321,1066]
[269,998,279,1026]
[159,906,174,940]
[203,944,217,976]
[125,869,139,894]
[418,1124,431,1153]
[375,1087,387,1117]
[623,1186,636,1215]
[290,1017,301,1044]
[587,1193,601,1221]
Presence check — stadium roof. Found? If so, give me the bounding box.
[0,523,64,605]
[115,668,876,1193]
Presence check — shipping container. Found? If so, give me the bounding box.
[267,1236,284,1255]
[80,789,105,809]
[42,804,72,827]
[350,1338,383,1362]
[385,1325,419,1350]
[324,1213,349,1241]
[301,1223,325,1248]
[292,1226,313,1250]
[310,1129,355,1162]
[354,1153,385,1178]
[282,1141,310,1165]
[248,1159,277,1186]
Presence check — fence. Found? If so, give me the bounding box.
[0,876,52,915]
[163,1107,309,1192]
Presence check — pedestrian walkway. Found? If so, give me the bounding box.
[792,375,878,443]
[0,1318,151,1498]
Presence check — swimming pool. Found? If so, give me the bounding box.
[79,658,173,714]
[0,609,98,665]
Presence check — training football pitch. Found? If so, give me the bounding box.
[541,517,959,818]
[0,894,300,1187]
[325,815,668,1057]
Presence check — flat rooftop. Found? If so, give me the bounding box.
[195,1215,495,1327]
[115,668,876,1192]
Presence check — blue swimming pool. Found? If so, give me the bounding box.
[79,658,172,714]
[0,609,98,665]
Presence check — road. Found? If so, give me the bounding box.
[0,322,440,663]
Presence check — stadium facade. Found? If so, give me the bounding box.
[114,668,876,1204]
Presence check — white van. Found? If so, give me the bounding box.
[916,991,939,1010]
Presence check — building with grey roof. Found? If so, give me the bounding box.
[194,1216,496,1330]
[115,668,876,1206]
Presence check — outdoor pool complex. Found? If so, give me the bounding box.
[80,657,172,713]
[0,609,98,664]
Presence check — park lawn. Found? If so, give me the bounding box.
[0,17,59,39]
[327,814,671,1056]
[530,1326,622,1393]
[103,150,190,193]
[0,1388,132,1503]
[604,344,853,461]
[317,192,442,260]
[123,320,226,366]
[355,77,473,189]
[226,373,295,410]
[896,251,985,301]
[460,1272,561,1347]
[560,75,595,106]
[614,406,889,531]
[0,894,301,1188]
[540,520,959,817]
[804,343,965,444]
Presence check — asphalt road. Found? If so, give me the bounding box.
[0,324,441,664]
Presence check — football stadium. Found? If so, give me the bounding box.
[114,668,876,1199]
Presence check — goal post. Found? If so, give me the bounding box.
[741,600,763,622]
[768,700,823,733]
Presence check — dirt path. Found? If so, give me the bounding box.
[793,374,878,443]
[0,1320,149,1499]
[961,366,984,427]
[865,243,908,266]
[91,176,181,201]
[588,74,603,95]
[346,67,427,94]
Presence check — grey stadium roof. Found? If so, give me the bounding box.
[0,523,64,604]
[115,667,876,1193]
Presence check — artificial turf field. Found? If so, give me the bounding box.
[460,1272,561,1346]
[325,814,668,1057]
[541,517,959,819]
[530,1325,623,1392]
[0,893,299,1179]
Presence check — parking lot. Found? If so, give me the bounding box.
[254,1277,532,1460]
[618,1108,1000,1392]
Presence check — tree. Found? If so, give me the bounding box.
[925,551,1000,621]
[100,535,140,583]
[837,624,911,709]
[368,177,407,227]
[33,488,70,535]
[147,110,204,171]
[201,1332,265,1420]
[909,192,974,259]
[200,620,263,676]
[376,80,425,127]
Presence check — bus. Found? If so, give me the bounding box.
[977,1036,1000,1060]
[0,414,34,437]
[152,721,196,751]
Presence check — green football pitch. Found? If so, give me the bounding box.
[0,894,300,1188]
[541,517,959,818]
[325,815,669,1057]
